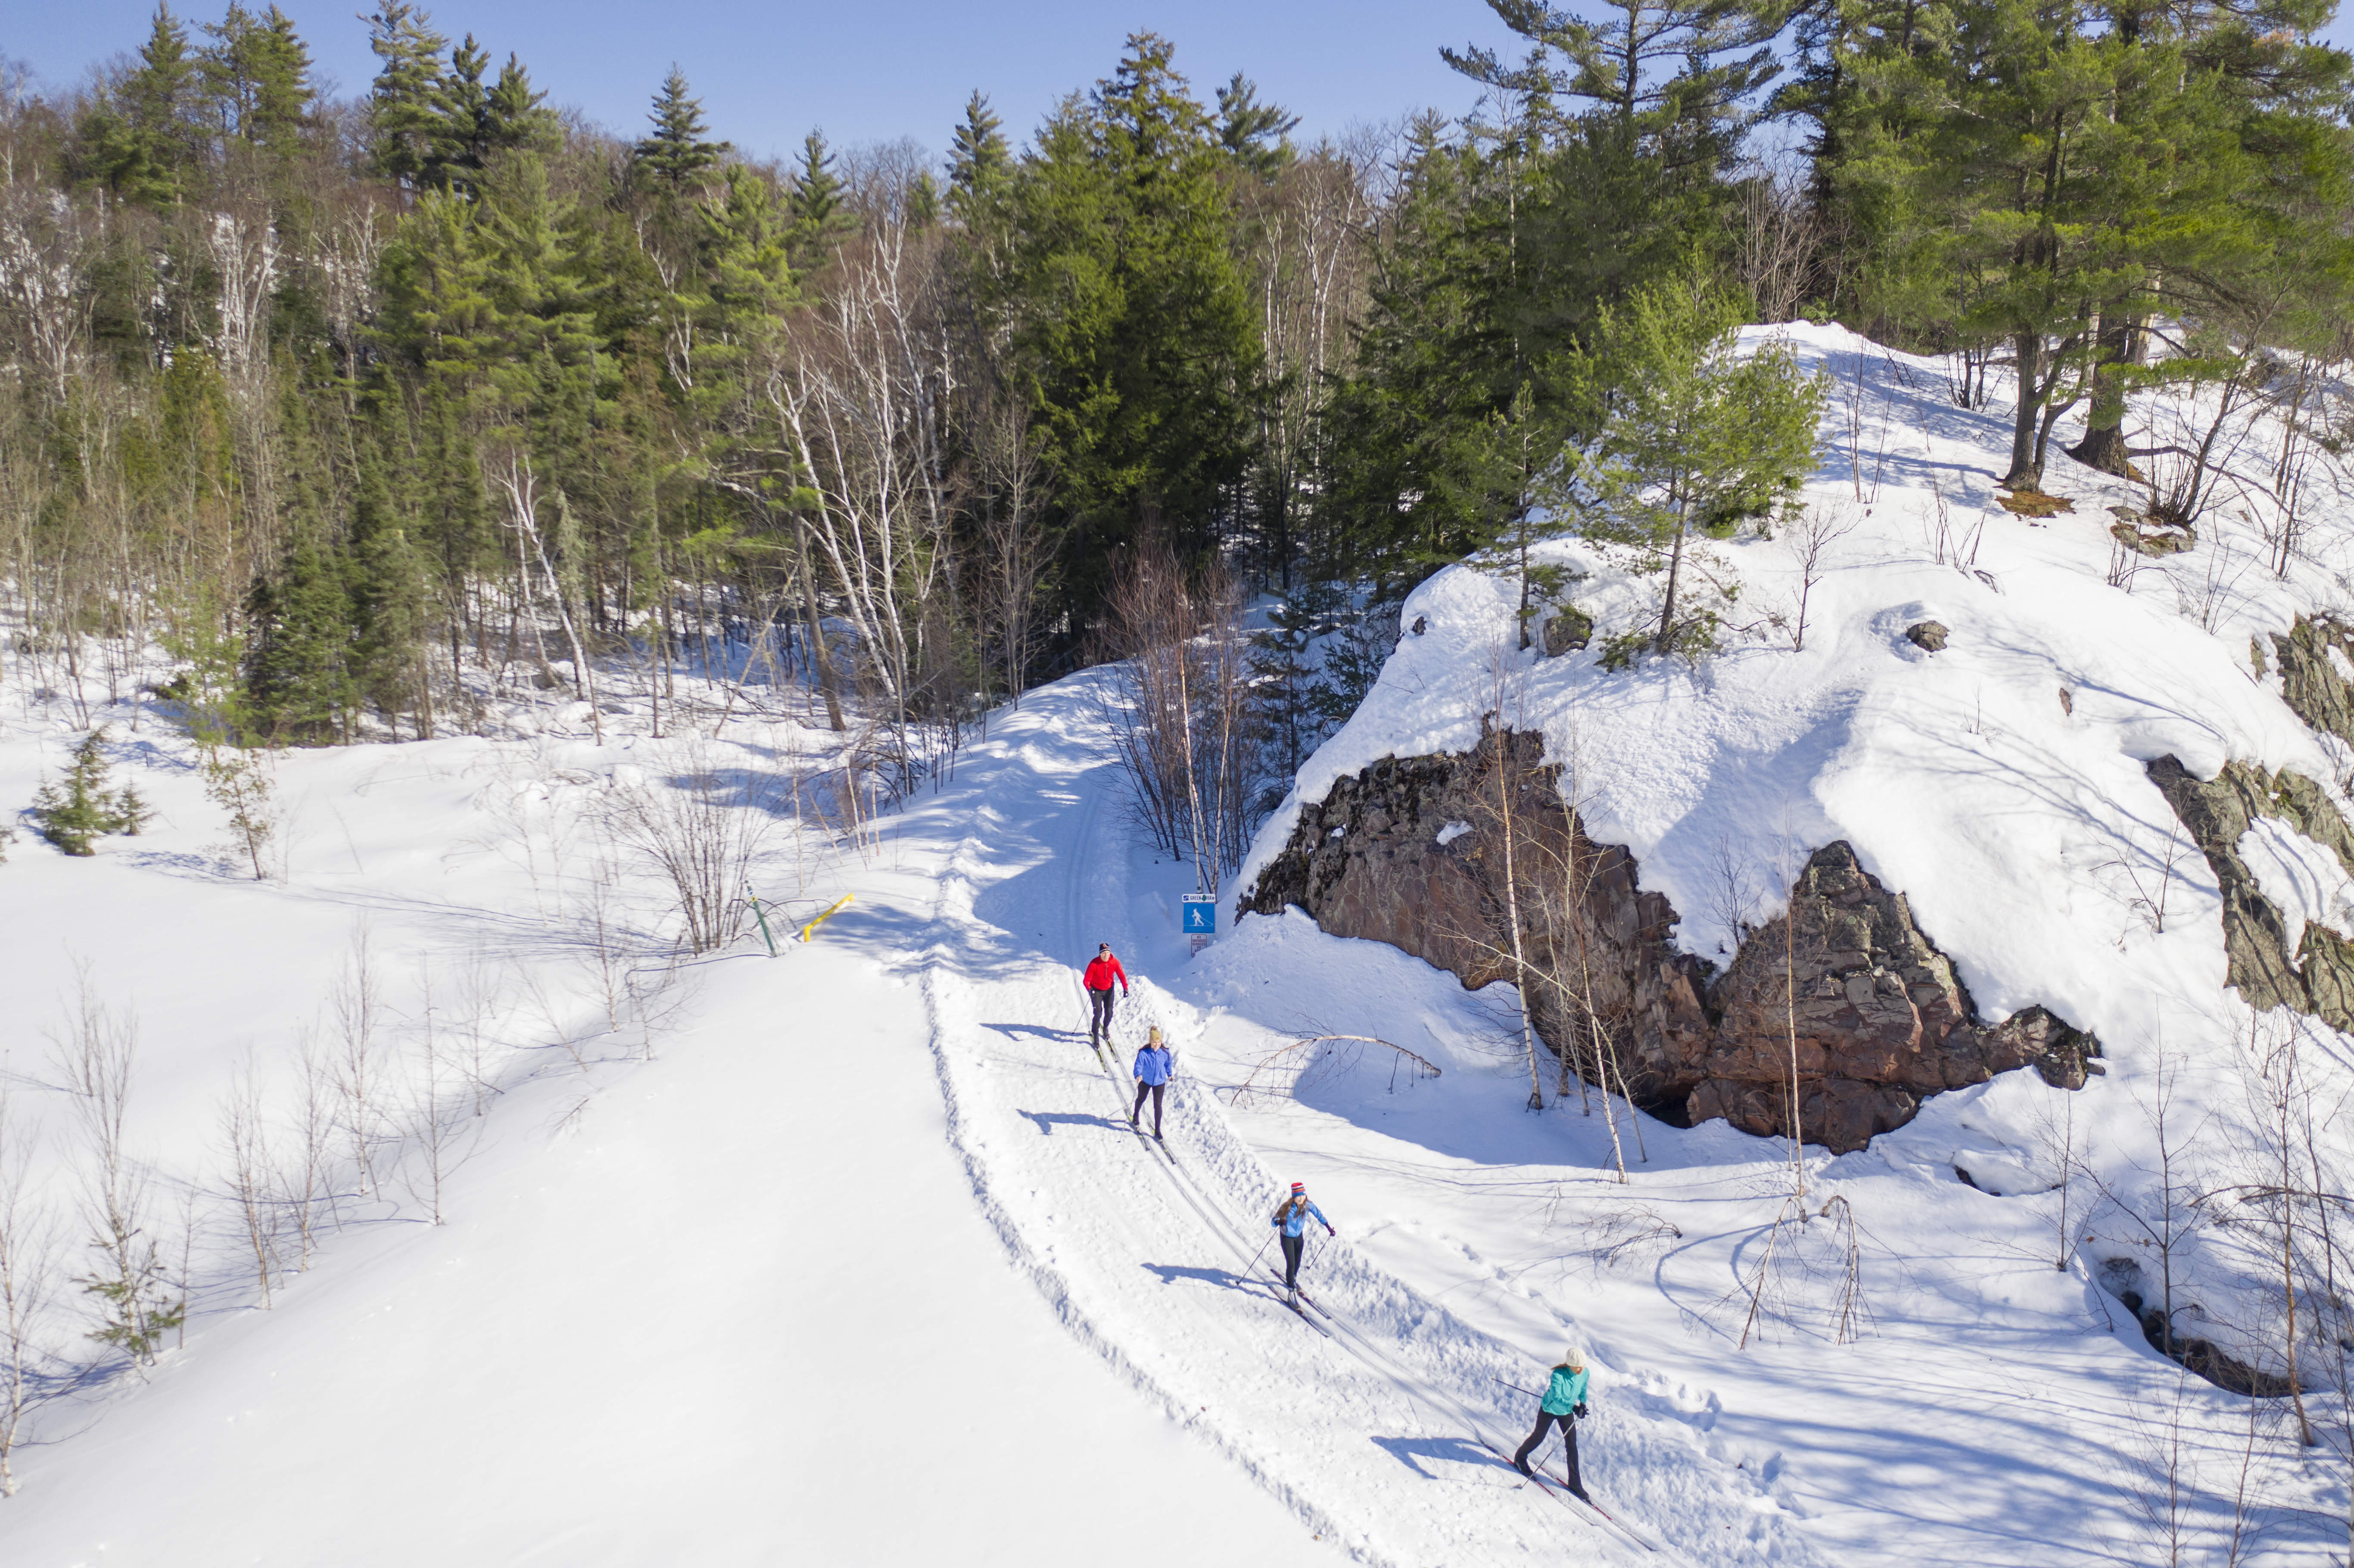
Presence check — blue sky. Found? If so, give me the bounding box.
[9,1,1531,165]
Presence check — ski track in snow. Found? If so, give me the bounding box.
[900,672,1828,1566]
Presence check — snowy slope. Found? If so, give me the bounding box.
[0,709,1307,1565]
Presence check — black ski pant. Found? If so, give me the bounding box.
[1087,986,1117,1043]
[1280,1232,1306,1288]
[1513,1411,1583,1496]
[1131,1081,1165,1135]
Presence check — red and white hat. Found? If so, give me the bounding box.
[1290,1182,1305,1194]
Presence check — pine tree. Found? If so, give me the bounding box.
[347,426,437,734]
[78,5,200,204]
[364,0,448,193]
[632,68,729,194]
[993,33,1263,632]
[1550,280,1827,663]
[198,3,315,156]
[425,36,555,195]
[1831,0,2353,489]
[1215,72,1299,181]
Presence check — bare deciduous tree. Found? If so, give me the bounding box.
[49,980,179,1369]
[0,1084,72,1496]
[1098,542,1270,894]
[218,1048,279,1307]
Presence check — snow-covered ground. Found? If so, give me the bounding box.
[2,322,2352,1565]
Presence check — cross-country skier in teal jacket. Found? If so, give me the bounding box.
[1512,1350,1592,1500]
[1270,1182,1333,1295]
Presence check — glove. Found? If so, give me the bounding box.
[1326,1225,1336,1236]
[1573,1403,1588,1419]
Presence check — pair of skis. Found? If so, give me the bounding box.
[1267,1270,1332,1338]
[1478,1435,1657,1554]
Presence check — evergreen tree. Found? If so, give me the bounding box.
[1549,281,1826,663]
[346,424,437,734]
[243,537,358,744]
[632,68,729,193]
[199,3,316,156]
[1215,73,1299,181]
[1447,0,1779,168]
[364,0,450,193]
[993,33,1263,633]
[1832,0,2352,489]
[78,6,200,204]
[427,37,557,195]
[947,90,1011,221]
[31,730,150,856]
[696,164,798,392]
[787,130,853,267]
[1314,116,1496,587]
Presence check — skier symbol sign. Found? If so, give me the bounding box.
[1182,895,1215,953]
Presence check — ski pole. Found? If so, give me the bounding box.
[1242,1229,1276,1284]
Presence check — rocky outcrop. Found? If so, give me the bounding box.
[1905,621,1949,653]
[2147,754,2354,1029]
[1240,728,1718,1110]
[1243,733,2098,1153]
[1694,843,2101,1150]
[2270,615,2354,746]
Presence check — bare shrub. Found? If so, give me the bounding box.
[1581,1205,1684,1273]
[603,744,787,954]
[1784,501,1859,653]
[1219,1032,1442,1110]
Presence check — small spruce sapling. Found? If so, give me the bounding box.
[31,729,150,856]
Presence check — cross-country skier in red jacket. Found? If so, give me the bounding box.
[1083,943,1128,1048]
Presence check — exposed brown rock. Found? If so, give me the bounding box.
[1905,621,1949,653]
[1242,735,2098,1153]
[1696,842,2101,1150]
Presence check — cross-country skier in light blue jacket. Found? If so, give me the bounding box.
[1270,1182,1333,1296]
[1130,1028,1174,1140]
[1512,1349,1592,1500]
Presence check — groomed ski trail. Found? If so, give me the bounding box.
[900,670,1829,1566]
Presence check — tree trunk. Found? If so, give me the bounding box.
[2002,330,2045,490]
[795,518,846,732]
[2067,308,2145,478]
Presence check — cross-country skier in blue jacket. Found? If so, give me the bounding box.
[1131,1028,1174,1140]
[1512,1349,1592,1501]
[1270,1182,1334,1297]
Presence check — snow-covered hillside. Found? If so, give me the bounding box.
[2,321,2351,1567]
